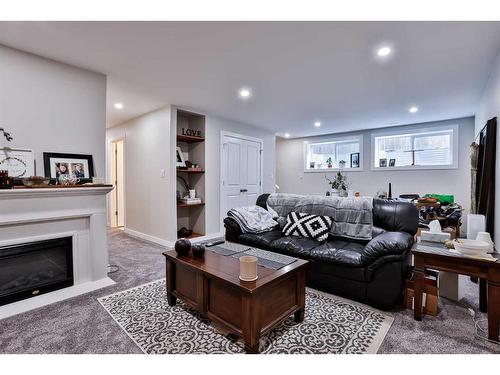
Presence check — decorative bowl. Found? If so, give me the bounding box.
[22,176,50,187]
[452,239,490,256]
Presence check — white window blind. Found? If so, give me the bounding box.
[373,127,456,169]
[305,136,362,171]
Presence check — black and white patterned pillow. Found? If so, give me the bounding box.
[282,212,332,242]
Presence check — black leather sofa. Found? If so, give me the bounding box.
[224,194,418,310]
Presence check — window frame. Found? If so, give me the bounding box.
[370,124,459,171]
[303,134,364,173]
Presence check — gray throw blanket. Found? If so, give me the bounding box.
[267,193,373,240]
[228,205,278,234]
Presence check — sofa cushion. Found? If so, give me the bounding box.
[309,240,365,267]
[238,230,284,249]
[269,236,321,259]
[283,212,332,241]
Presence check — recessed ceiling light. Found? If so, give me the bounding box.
[314,121,321,128]
[409,106,419,113]
[114,102,124,110]
[377,47,392,57]
[238,88,252,99]
[284,133,291,138]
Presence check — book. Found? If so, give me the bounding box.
[179,198,202,205]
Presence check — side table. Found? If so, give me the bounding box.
[412,240,500,341]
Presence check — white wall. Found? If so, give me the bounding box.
[276,117,474,235]
[0,45,106,176]
[475,50,500,242]
[204,114,276,234]
[106,107,174,244]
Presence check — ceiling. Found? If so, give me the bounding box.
[0,21,499,137]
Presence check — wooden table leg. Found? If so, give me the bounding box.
[294,268,306,323]
[242,294,260,354]
[413,256,425,321]
[166,259,177,306]
[487,270,500,341]
[294,309,305,323]
[479,278,488,313]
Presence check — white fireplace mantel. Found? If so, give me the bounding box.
[0,186,115,319]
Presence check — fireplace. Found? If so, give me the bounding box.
[0,237,73,306]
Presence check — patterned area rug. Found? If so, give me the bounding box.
[98,279,393,354]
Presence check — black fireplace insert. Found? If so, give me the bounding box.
[0,237,73,306]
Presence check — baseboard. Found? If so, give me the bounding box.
[0,277,116,320]
[123,228,223,247]
[123,228,174,248]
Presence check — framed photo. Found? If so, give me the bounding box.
[350,152,360,168]
[379,158,387,168]
[43,152,94,182]
[389,159,396,167]
[176,147,186,167]
[0,147,35,177]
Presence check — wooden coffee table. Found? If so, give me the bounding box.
[162,245,308,353]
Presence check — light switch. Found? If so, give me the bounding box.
[160,169,166,178]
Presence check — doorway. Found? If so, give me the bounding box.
[111,139,125,228]
[220,132,263,229]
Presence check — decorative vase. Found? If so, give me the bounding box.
[331,189,340,197]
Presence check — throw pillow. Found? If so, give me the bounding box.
[283,212,332,241]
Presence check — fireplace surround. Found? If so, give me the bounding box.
[0,186,114,318]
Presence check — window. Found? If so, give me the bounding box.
[304,135,362,172]
[372,125,458,170]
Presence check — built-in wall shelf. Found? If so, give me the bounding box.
[177,202,205,208]
[177,135,205,143]
[175,109,206,239]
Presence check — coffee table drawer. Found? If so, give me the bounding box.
[175,264,198,306]
[208,279,242,331]
[259,275,297,329]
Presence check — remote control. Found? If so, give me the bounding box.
[205,240,225,247]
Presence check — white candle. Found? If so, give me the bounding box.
[239,255,258,281]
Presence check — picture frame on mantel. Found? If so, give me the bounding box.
[0,147,35,177]
[43,152,94,183]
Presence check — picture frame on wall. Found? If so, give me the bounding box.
[389,159,396,167]
[176,146,186,167]
[0,147,35,177]
[43,152,94,183]
[350,152,359,168]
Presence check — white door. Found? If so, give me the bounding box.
[221,134,263,217]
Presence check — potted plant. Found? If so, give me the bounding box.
[325,172,349,197]
[326,157,333,168]
[339,160,346,169]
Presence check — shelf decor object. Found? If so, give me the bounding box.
[0,148,35,178]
